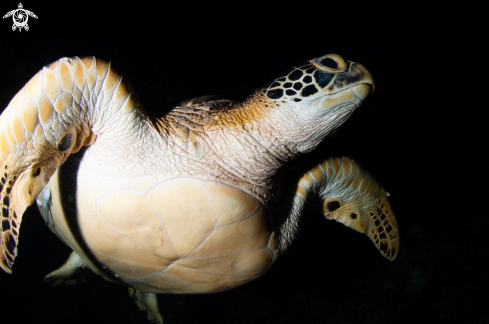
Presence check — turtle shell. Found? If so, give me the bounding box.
[41,147,279,294]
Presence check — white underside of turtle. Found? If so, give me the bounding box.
[0,54,399,323]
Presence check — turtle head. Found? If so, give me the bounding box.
[260,54,374,153]
[0,93,81,273]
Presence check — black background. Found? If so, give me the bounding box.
[0,1,484,323]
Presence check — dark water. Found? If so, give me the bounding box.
[0,1,485,323]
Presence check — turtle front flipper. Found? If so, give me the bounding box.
[44,251,89,286]
[129,288,163,324]
[0,56,141,273]
[280,157,399,260]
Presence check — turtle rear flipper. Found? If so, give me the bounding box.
[44,251,89,286]
[129,288,163,324]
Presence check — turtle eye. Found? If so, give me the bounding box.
[319,57,338,69]
[57,131,75,152]
[311,54,348,73]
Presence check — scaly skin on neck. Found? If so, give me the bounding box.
[162,89,359,205]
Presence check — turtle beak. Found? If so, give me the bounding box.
[329,62,375,98]
[317,62,375,113]
[345,63,375,98]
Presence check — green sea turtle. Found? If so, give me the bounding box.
[2,3,38,32]
[0,54,399,323]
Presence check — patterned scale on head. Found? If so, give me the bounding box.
[0,53,397,324]
[263,54,364,101]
